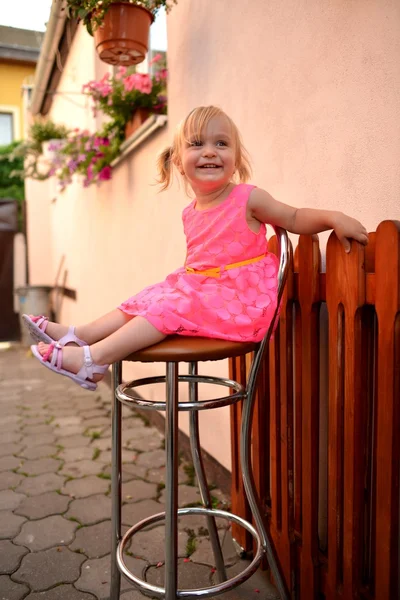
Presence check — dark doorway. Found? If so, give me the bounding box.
[0,199,20,341]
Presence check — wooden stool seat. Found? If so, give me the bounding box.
[124,335,257,363]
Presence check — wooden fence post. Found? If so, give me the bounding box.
[374,220,400,598]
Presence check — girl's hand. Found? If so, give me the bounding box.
[332,212,369,253]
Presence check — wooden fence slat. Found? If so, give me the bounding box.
[326,234,367,600]
[296,234,322,600]
[374,220,400,598]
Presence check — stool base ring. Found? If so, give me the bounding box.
[117,507,264,599]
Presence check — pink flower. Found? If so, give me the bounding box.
[116,66,127,80]
[99,166,112,180]
[149,53,162,65]
[155,68,168,82]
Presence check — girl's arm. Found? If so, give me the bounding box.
[248,188,369,252]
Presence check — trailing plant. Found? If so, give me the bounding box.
[66,0,177,36]
[48,122,123,191]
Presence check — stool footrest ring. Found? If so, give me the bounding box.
[117,507,264,598]
[116,374,246,412]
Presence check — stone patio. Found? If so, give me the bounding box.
[0,344,280,600]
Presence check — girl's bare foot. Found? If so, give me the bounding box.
[36,342,104,384]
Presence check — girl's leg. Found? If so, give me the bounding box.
[36,316,166,382]
[38,309,133,345]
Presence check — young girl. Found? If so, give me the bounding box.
[25,105,368,390]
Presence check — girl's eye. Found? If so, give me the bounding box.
[216,140,227,147]
[189,140,202,147]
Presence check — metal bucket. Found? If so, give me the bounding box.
[15,286,53,346]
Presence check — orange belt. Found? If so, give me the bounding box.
[185,253,266,278]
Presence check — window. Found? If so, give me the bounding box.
[0,112,14,145]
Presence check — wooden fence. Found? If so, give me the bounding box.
[229,220,400,600]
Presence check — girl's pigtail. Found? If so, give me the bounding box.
[157,146,174,190]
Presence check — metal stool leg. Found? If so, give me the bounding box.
[110,361,123,600]
[165,362,179,599]
[241,384,290,600]
[188,362,227,583]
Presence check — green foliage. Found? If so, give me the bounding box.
[28,119,69,153]
[0,141,25,231]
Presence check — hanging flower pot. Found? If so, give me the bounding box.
[93,3,154,66]
[125,107,152,138]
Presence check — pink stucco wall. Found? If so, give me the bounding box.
[26,0,400,470]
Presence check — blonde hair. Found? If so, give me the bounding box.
[157,106,252,192]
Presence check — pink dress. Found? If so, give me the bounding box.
[118,183,279,343]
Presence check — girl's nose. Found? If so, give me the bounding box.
[202,144,216,157]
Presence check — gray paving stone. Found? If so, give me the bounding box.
[96,449,137,465]
[58,447,94,463]
[83,417,110,428]
[120,462,149,479]
[160,484,201,507]
[90,437,111,451]
[12,546,85,591]
[52,416,82,427]
[18,445,57,460]
[55,425,86,438]
[129,525,188,561]
[0,511,27,538]
[136,450,165,469]
[124,434,163,453]
[75,554,147,599]
[120,591,146,600]
[14,515,78,551]
[24,584,96,599]
[69,520,111,558]
[121,499,165,527]
[62,475,110,498]
[57,435,91,449]
[0,471,24,491]
[18,458,61,476]
[14,491,71,519]
[15,473,65,496]
[0,432,23,444]
[59,460,103,478]
[20,416,47,425]
[0,490,26,510]
[0,574,29,599]
[190,533,237,566]
[146,559,212,590]
[0,415,21,426]
[22,434,56,448]
[0,455,22,472]
[0,540,29,574]
[122,480,158,503]
[102,463,148,481]
[80,408,108,420]
[22,424,55,435]
[65,494,112,525]
[0,443,24,457]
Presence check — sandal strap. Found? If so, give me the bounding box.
[77,346,109,381]
[58,326,86,347]
[42,342,55,363]
[32,316,49,332]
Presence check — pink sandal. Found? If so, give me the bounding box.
[31,343,109,391]
[22,315,86,347]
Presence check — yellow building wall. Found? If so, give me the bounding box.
[0,61,36,140]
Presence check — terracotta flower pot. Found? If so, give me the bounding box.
[125,108,151,138]
[94,3,154,66]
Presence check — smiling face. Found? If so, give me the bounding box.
[179,114,236,195]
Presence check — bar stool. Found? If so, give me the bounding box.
[110,227,290,600]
